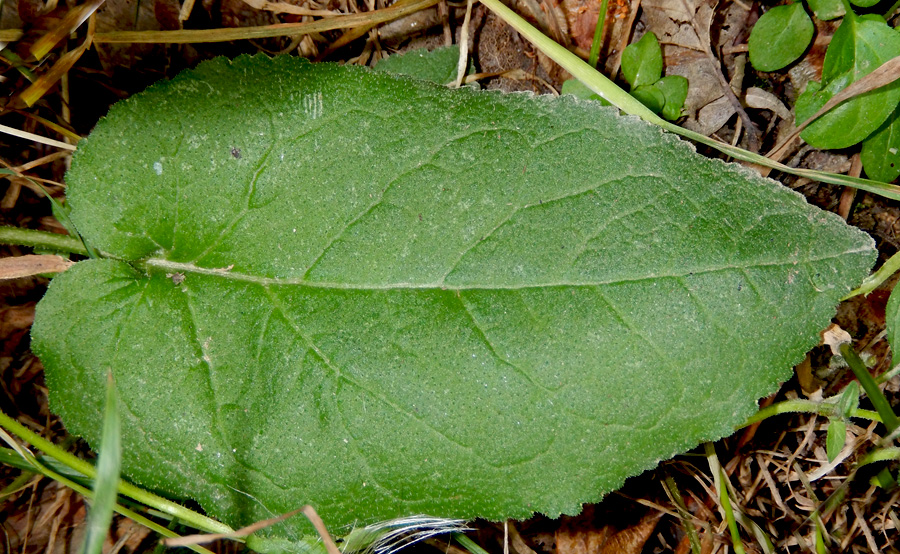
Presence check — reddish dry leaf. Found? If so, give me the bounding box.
[560,0,600,51]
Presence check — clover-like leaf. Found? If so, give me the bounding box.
[655,75,688,121]
[621,32,663,89]
[32,56,874,544]
[630,84,665,113]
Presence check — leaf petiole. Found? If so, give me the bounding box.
[0,226,89,256]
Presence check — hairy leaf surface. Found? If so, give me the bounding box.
[33,55,875,540]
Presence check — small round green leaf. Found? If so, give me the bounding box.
[748,3,814,72]
[621,32,663,89]
[799,15,900,149]
[807,0,845,21]
[861,107,900,183]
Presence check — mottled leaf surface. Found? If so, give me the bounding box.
[32,55,875,540]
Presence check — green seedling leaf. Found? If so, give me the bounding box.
[748,3,814,72]
[630,84,665,113]
[797,14,900,149]
[560,79,612,105]
[826,417,847,462]
[374,46,465,86]
[886,280,900,357]
[837,381,860,419]
[655,75,688,121]
[32,55,875,544]
[861,106,900,183]
[850,0,881,7]
[807,0,845,20]
[621,32,662,89]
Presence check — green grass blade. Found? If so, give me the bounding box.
[0,409,232,535]
[81,372,121,554]
[0,417,219,554]
[452,533,490,554]
[840,343,900,434]
[587,0,609,68]
[662,474,701,554]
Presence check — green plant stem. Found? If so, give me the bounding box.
[478,0,900,201]
[840,343,900,434]
[0,410,232,535]
[8,171,98,258]
[0,226,88,255]
[587,0,609,68]
[741,399,880,427]
[845,249,900,298]
[705,444,746,554]
[861,446,900,465]
[886,0,900,19]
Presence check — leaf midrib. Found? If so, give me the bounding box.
[139,249,869,290]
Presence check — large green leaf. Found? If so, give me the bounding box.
[32,55,875,542]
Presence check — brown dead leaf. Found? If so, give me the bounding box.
[94,0,183,72]
[15,0,58,24]
[0,255,73,280]
[599,511,661,554]
[822,324,852,357]
[239,0,340,15]
[559,0,631,76]
[555,507,661,554]
[0,303,36,337]
[0,303,36,358]
[555,518,613,554]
